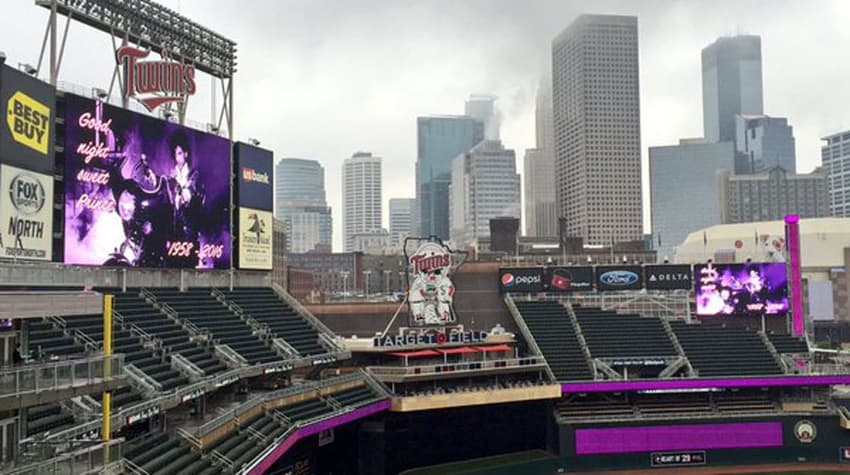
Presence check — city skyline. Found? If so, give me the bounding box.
[4,1,849,251]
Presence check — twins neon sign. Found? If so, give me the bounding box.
[116,46,197,112]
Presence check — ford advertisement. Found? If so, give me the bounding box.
[498,267,545,293]
[546,266,594,292]
[595,266,644,291]
[694,262,788,316]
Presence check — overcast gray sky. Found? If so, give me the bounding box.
[3,0,849,251]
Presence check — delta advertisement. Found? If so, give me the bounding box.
[499,267,545,293]
[63,94,231,269]
[0,164,53,260]
[238,207,272,270]
[645,265,693,290]
[0,65,55,174]
[546,266,594,292]
[694,262,789,316]
[596,266,644,291]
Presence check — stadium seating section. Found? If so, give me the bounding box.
[513,301,593,381]
[125,432,217,475]
[572,306,677,360]
[24,404,74,438]
[557,392,778,420]
[113,293,228,376]
[151,288,281,364]
[219,287,325,356]
[767,331,810,354]
[670,321,783,377]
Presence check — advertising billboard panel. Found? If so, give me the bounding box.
[234,142,273,211]
[546,266,594,292]
[694,262,788,316]
[498,267,545,293]
[0,65,55,174]
[238,207,272,270]
[0,164,53,260]
[645,265,692,290]
[63,94,231,269]
[595,265,644,291]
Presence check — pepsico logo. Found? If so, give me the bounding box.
[501,273,516,288]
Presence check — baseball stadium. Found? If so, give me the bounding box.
[1,1,850,475]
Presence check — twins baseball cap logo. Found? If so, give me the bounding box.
[9,173,45,215]
[117,46,196,112]
[6,91,50,155]
[242,167,270,184]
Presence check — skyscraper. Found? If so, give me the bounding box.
[389,198,415,246]
[342,152,382,252]
[525,76,557,238]
[718,167,830,224]
[552,14,642,245]
[734,114,796,174]
[449,140,520,249]
[822,130,850,217]
[650,140,735,260]
[275,158,332,253]
[416,116,484,241]
[464,94,500,140]
[702,35,763,144]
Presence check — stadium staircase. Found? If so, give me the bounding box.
[669,321,784,377]
[217,287,327,357]
[511,300,593,382]
[149,288,282,365]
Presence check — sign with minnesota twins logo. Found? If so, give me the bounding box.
[596,265,644,291]
[0,164,53,260]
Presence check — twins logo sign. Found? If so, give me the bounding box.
[408,242,456,326]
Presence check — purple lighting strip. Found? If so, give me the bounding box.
[562,374,850,394]
[249,400,391,475]
[785,215,804,336]
[575,422,782,455]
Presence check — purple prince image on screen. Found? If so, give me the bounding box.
[63,95,231,269]
[695,263,788,316]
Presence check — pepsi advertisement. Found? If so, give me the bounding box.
[234,142,273,211]
[499,267,544,293]
[645,265,693,290]
[595,266,644,291]
[546,266,594,292]
[63,94,231,269]
[694,263,788,316]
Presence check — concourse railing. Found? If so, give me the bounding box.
[0,354,125,400]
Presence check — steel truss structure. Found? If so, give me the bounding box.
[34,0,237,137]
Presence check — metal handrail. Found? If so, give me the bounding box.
[503,294,557,384]
[123,458,149,475]
[125,363,162,394]
[246,426,267,443]
[74,329,102,353]
[209,449,234,471]
[171,353,205,380]
[215,344,248,367]
[271,282,343,351]
[272,338,299,357]
[238,425,298,474]
[8,438,125,475]
[367,357,545,379]
[563,300,596,379]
